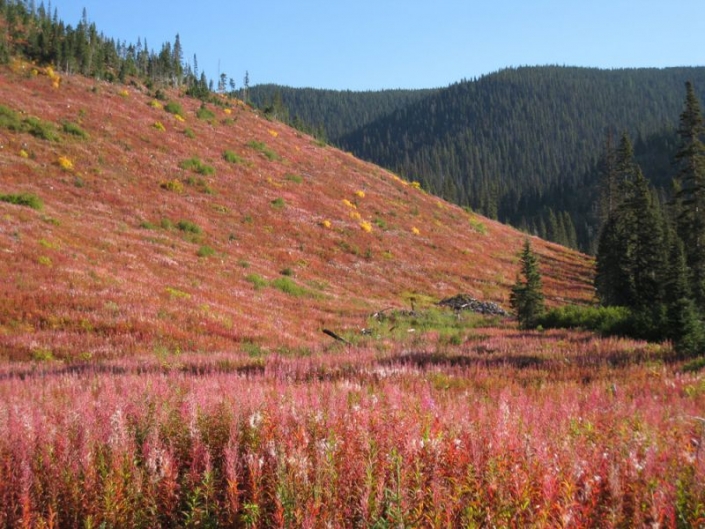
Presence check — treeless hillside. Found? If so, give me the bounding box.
[0,62,594,359]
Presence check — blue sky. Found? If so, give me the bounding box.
[50,0,705,91]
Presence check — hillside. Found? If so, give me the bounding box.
[268,66,705,250]
[0,62,593,360]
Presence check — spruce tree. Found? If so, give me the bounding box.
[674,81,705,308]
[510,239,545,329]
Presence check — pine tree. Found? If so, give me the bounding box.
[674,81,705,307]
[510,239,545,329]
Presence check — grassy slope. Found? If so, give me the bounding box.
[0,63,594,359]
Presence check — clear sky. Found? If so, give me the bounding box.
[49,0,705,91]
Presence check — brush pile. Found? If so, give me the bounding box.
[437,294,509,316]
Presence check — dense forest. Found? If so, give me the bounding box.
[247,85,437,143]
[254,67,705,252]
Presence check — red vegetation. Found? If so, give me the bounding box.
[0,63,592,359]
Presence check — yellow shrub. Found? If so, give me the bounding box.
[160,179,184,193]
[355,190,365,198]
[174,114,186,122]
[224,108,232,115]
[153,121,166,132]
[411,181,422,189]
[119,89,129,97]
[349,211,361,220]
[269,129,278,137]
[359,221,372,233]
[150,100,164,109]
[342,199,356,209]
[57,156,73,171]
[411,226,420,235]
[320,220,332,229]
[19,149,29,158]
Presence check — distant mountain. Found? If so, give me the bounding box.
[262,67,705,251]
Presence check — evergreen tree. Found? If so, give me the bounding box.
[510,239,545,329]
[674,81,705,307]
[664,236,704,356]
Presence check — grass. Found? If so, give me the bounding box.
[0,192,43,210]
[197,245,215,258]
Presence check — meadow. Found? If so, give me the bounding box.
[1,312,703,528]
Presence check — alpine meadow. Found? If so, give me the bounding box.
[0,2,704,527]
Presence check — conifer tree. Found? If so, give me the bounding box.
[674,81,705,307]
[510,239,545,329]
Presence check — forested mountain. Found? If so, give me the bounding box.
[262,67,705,251]
[247,84,437,141]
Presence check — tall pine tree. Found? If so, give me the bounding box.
[510,239,545,329]
[674,81,705,308]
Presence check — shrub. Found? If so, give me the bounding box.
[272,277,311,297]
[180,157,215,176]
[24,116,58,141]
[271,197,286,210]
[247,140,280,161]
[57,156,73,171]
[0,192,43,210]
[222,150,243,164]
[359,221,372,233]
[246,273,268,290]
[153,121,166,132]
[196,104,216,120]
[538,305,634,336]
[62,121,89,139]
[0,104,23,131]
[197,245,215,258]
[185,176,214,194]
[285,173,303,184]
[160,179,184,193]
[164,101,184,117]
[184,128,196,139]
[176,220,201,234]
[411,226,420,235]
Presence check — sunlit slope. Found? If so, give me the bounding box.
[0,64,594,358]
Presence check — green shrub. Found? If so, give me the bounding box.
[0,105,23,131]
[196,104,216,120]
[285,173,303,184]
[223,150,244,164]
[197,245,215,257]
[164,101,184,117]
[62,121,89,139]
[271,197,286,210]
[246,273,268,290]
[184,128,196,139]
[25,116,59,141]
[538,305,634,336]
[176,220,201,234]
[185,176,214,194]
[272,277,311,297]
[247,140,280,161]
[180,157,215,176]
[0,192,43,210]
